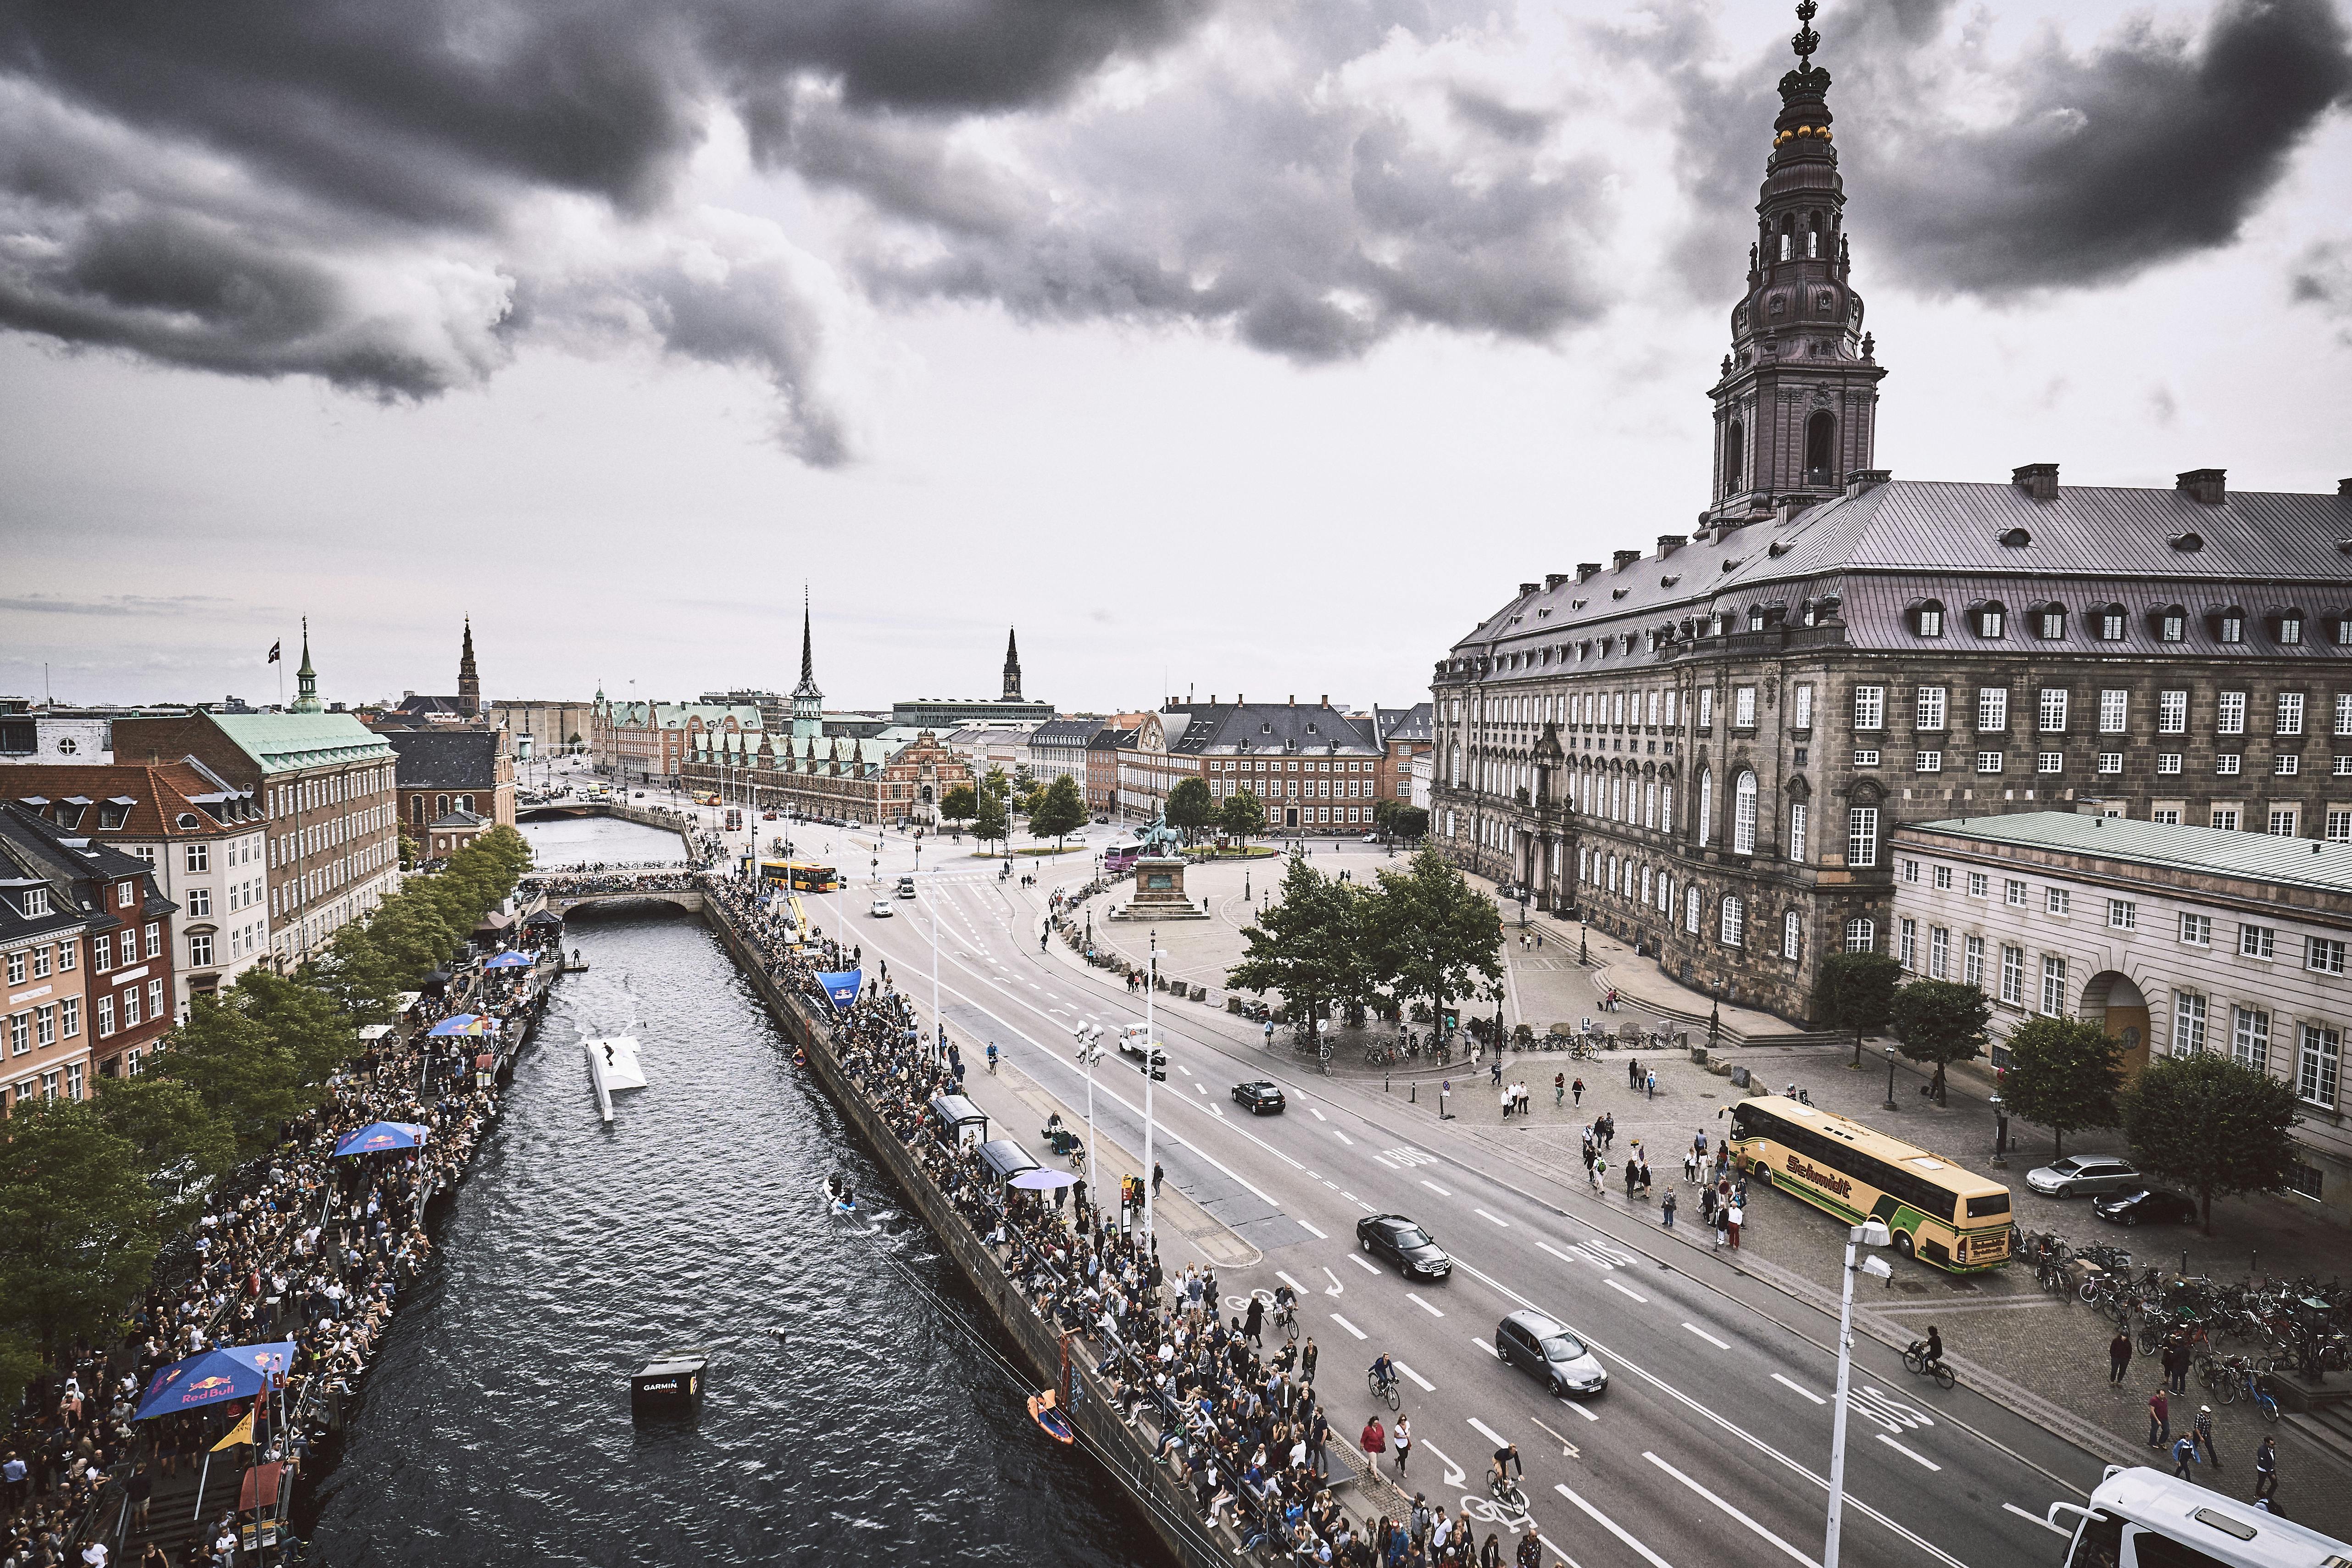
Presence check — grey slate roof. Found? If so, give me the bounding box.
[1029,718,1107,749]
[1898,811,2352,897]
[386,729,501,789]
[1161,703,1379,756]
[1374,704,1433,744]
[1449,478,2352,667]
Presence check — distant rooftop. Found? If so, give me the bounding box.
[1902,812,2352,896]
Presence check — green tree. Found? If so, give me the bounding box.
[2123,1053,2304,1233]
[973,786,1010,849]
[939,784,978,827]
[1999,1017,2124,1158]
[1227,853,1367,1048]
[1166,777,1216,843]
[0,1098,161,1375]
[237,968,357,1084]
[1389,806,1429,841]
[1029,773,1088,850]
[1365,847,1502,1045]
[1887,979,1989,1105]
[88,1075,236,1190]
[154,998,311,1161]
[1371,798,1397,835]
[1218,787,1266,842]
[1813,951,1903,1066]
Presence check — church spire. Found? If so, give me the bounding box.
[1706,0,1885,519]
[458,616,481,717]
[790,586,823,738]
[291,617,322,713]
[1001,627,1023,701]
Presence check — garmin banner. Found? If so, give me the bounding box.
[817,970,862,1009]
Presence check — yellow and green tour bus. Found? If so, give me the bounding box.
[1727,1095,2013,1272]
[741,857,843,893]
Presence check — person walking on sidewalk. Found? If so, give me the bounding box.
[1571,1076,1584,1107]
[1555,1072,1566,1109]
[2172,1434,2200,1481]
[1645,1068,1657,1100]
[1627,1057,1641,1090]
[1361,1413,1387,1468]
[2254,1437,2277,1505]
[1662,1189,1677,1229]
[1301,1338,1319,1384]
[1590,1155,1607,1191]
[2109,1329,2134,1385]
[2194,1405,2220,1470]
[2163,1334,2190,1396]
[2148,1387,2171,1450]
[1394,1414,1412,1478]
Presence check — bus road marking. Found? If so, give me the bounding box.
[1553,1482,1676,1568]
[1396,1360,1436,1392]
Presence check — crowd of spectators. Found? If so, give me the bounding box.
[0,940,556,1568]
[704,868,1528,1568]
[519,871,700,898]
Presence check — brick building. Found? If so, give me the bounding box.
[1429,18,2352,1026]
[1,801,175,1102]
[1890,812,2351,1223]
[385,728,517,839]
[4,762,270,1016]
[1086,725,1134,817]
[1130,699,1389,834]
[113,627,399,973]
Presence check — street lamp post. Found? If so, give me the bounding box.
[928,866,942,1062]
[1883,1044,1899,1111]
[1990,1092,2009,1169]
[1825,1217,1894,1568]
[1074,1024,1105,1210]
[1143,927,1159,1244]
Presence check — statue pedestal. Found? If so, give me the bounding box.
[1110,856,1211,920]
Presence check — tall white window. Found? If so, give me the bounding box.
[1998,945,2024,1005]
[2232,1006,2269,1071]
[2098,690,2129,733]
[1914,687,1946,731]
[1929,926,1949,979]
[1853,686,1884,730]
[1977,688,2009,730]
[2277,692,2305,735]
[1782,911,1802,959]
[1734,687,1757,728]
[2038,689,2068,732]
[2298,1024,2341,1109]
[1793,685,1813,729]
[1732,772,1758,854]
[2336,692,2352,737]
[1846,806,1879,867]
[1788,801,1808,862]
[1899,917,1917,969]
[1684,887,1701,934]
[1720,896,1745,947]
[1963,935,1985,988]
[2173,991,2208,1055]
[1844,917,1876,953]
[2218,692,2246,734]
[1697,771,1713,847]
[2039,955,2067,1017]
[1698,689,1714,729]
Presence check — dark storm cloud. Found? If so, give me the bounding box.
[1644,0,2352,299]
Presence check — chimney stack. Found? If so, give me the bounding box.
[1576,562,1602,583]
[1288,694,1296,706]
[2011,462,2059,501]
[1545,573,1570,590]
[1320,694,1329,708]
[2338,478,2352,496]
[1612,550,1640,570]
[2176,468,2226,505]
[1519,582,1541,597]
[1657,534,1686,556]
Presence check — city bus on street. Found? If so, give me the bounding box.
[742,857,843,893]
[1726,1095,2012,1272]
[1104,840,1142,873]
[2048,1466,2349,1568]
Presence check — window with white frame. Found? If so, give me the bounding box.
[2278,692,2305,735]
[2005,879,2028,906]
[2308,935,2347,975]
[1732,772,1757,853]
[2038,752,2064,773]
[1915,750,1944,773]
[2038,689,2068,732]
[1915,686,1947,730]
[1788,801,1807,862]
[2045,888,2070,916]
[1792,684,1813,729]
[1844,917,1875,953]
[2173,990,2207,1054]
[1853,686,1884,730]
[2097,752,2123,775]
[2107,898,2136,929]
[2217,754,2241,776]
[2212,806,2241,831]
[1697,688,1713,729]
[1929,926,1949,978]
[1846,806,1878,867]
[1977,688,2008,730]
[1967,871,1988,897]
[2098,690,2129,733]
[2039,955,2067,1016]
[2157,754,2183,775]
[189,934,213,966]
[1734,687,1757,728]
[2329,808,2352,843]
[2298,1024,2340,1109]
[2268,807,2298,836]
[1782,910,1802,959]
[1963,934,1985,987]
[2241,923,2276,959]
[1977,751,2004,774]
[1899,917,1917,969]
[1720,896,1745,947]
[2233,1006,2269,1070]
[1999,944,2024,1005]
[2337,691,2352,736]
[1932,864,1952,890]
[2218,692,2246,734]
[1685,886,1701,934]
[1853,749,1880,767]
[2158,691,2188,734]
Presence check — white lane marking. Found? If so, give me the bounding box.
[2004,1503,2071,1537]
[1643,1451,1818,1568]
[1407,1292,1446,1319]
[1772,1373,1827,1406]
[1329,1313,1367,1340]
[1195,1083,1207,1095]
[1349,1254,1380,1275]
[1421,1179,1454,1196]
[1341,1191,1360,1202]
[1296,1220,1328,1240]
[1357,1199,1377,1213]
[1604,1278,1649,1303]
[1396,1360,1436,1392]
[1332,1129,1356,1146]
[1322,1268,1344,1296]
[1474,1208,1511,1227]
[1682,1322,1731,1351]
[1559,1399,1600,1422]
[1535,1240,1580,1266]
[1554,1481,1675,1568]
[1310,1107,1328,1121]
[1531,1416,1581,1458]
[1374,1156,1401,1171]
[1178,1063,1193,1076]
[1421,1438,1465,1488]
[1468,1416,1513,1450]
[1471,1337,1499,1358]
[1306,1170,1320,1179]
[1444,1253,1977,1568]
[1275,1270,1310,1296]
[1211,1104,1225,1118]
[1877,1434,1941,1471]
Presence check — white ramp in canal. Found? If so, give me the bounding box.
[586,1036,648,1123]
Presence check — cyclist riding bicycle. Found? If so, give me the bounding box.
[1491,1442,1522,1490]
[1264,1020,1276,1047]
[1925,1325,1944,1368]
[1272,1283,1297,1321]
[1369,1353,1398,1391]
[986,1042,999,1074]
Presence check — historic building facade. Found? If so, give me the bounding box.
[1429,11,2352,1026]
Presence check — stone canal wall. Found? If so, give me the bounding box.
[699,904,1241,1568]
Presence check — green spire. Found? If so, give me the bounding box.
[291,617,323,712]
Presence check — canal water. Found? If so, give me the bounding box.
[303,822,1154,1565]
[514,814,686,867]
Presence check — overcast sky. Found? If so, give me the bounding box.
[3,0,2347,716]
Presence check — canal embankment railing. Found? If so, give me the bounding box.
[697,899,1408,1566]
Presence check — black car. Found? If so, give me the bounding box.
[1356,1215,1451,1281]
[1232,1081,1286,1115]
[2092,1187,2201,1227]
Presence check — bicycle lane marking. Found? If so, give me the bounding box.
[1395,1360,1437,1392]
[1640,1451,1818,1568]
[1553,1481,1676,1568]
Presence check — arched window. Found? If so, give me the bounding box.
[1976,601,2007,638]
[1807,211,1824,259]
[1912,599,1946,637]
[1778,215,1794,261]
[1720,895,1746,947]
[2155,604,2187,643]
[1844,917,1876,953]
[1782,910,1802,959]
[1724,420,1745,491]
[410,797,424,826]
[2213,605,2246,644]
[1643,780,1657,829]
[1804,410,1835,480]
[1685,886,1702,934]
[1732,771,1758,854]
[458,794,474,814]
[435,794,449,816]
[1696,769,1713,847]
[2095,604,2127,641]
[1661,781,1674,833]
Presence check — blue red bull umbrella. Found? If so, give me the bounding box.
[484,951,531,969]
[817,969,862,1008]
[332,1121,431,1158]
[426,1013,491,1036]
[134,1341,299,1421]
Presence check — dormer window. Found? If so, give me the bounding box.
[2156,606,2187,643]
[1913,601,1945,638]
[1747,607,1766,632]
[20,888,49,918]
[2034,605,2066,639]
[2215,608,2246,644]
[2095,605,2126,641]
[97,803,129,830]
[2334,615,2352,647]
[1974,602,2007,639]
[2276,614,2303,646]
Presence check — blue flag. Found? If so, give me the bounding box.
[817,969,862,1009]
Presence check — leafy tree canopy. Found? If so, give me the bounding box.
[2123,1053,2304,1233]
[1999,1017,2124,1158]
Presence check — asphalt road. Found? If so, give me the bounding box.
[825,830,2116,1568]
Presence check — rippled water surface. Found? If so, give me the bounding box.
[303,904,1155,1566]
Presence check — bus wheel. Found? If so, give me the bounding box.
[1893,1231,1915,1260]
